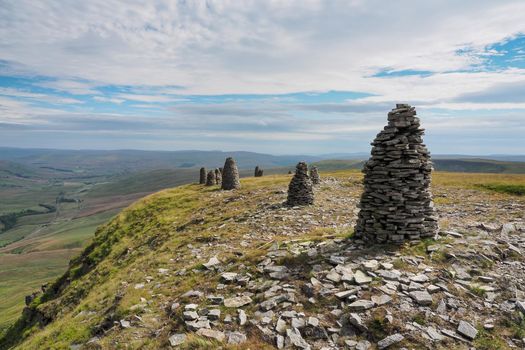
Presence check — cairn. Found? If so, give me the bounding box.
[354,104,439,243]
[199,167,206,184]
[221,157,241,190]
[254,166,264,177]
[205,170,215,186]
[214,168,222,185]
[286,162,314,206]
[310,166,320,185]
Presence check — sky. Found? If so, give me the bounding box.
[1,0,525,155]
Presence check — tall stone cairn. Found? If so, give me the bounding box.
[214,168,222,185]
[354,104,439,243]
[221,157,241,190]
[310,166,320,185]
[254,166,264,177]
[205,170,215,186]
[286,162,314,206]
[199,167,206,184]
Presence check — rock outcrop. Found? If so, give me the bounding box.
[310,166,320,185]
[205,170,216,186]
[214,168,222,185]
[286,162,314,206]
[221,158,241,190]
[354,104,438,243]
[199,167,206,185]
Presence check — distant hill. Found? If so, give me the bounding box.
[0,148,322,177]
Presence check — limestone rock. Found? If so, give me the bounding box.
[224,295,252,308]
[354,104,439,243]
[169,333,186,346]
[221,157,241,190]
[286,162,314,206]
[378,334,404,349]
[228,331,247,344]
[196,328,226,342]
[457,320,477,340]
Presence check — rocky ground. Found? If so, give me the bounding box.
[6,172,525,350]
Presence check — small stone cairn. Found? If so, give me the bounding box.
[214,168,222,185]
[310,166,320,185]
[221,157,241,190]
[286,162,314,206]
[199,167,206,184]
[254,166,264,177]
[354,104,439,243]
[205,170,215,186]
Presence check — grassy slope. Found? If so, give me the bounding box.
[1,170,524,349]
[0,169,199,334]
[0,211,117,333]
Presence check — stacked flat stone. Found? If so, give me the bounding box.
[199,167,206,184]
[214,168,222,185]
[286,162,314,206]
[354,104,438,243]
[310,166,320,185]
[221,157,241,190]
[254,166,264,177]
[205,170,215,186]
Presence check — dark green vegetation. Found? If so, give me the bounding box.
[312,158,525,174]
[475,183,525,196]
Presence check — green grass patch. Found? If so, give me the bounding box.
[475,183,525,196]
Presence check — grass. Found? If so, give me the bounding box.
[469,285,487,297]
[473,329,511,350]
[2,169,525,349]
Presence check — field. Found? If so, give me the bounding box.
[0,165,196,334]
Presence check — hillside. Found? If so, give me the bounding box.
[0,167,199,334]
[1,171,524,349]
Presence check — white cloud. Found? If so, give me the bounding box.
[1,0,525,98]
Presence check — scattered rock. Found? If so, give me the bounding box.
[224,295,252,308]
[169,333,186,346]
[196,328,226,342]
[457,320,478,340]
[378,333,405,349]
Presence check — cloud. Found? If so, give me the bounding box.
[453,80,525,103]
[1,1,525,154]
[1,1,525,95]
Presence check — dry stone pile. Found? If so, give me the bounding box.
[286,162,314,206]
[199,167,206,184]
[354,104,438,243]
[254,166,264,177]
[310,166,320,185]
[214,168,222,185]
[221,157,241,190]
[205,170,215,186]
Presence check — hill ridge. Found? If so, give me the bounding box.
[1,171,524,349]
